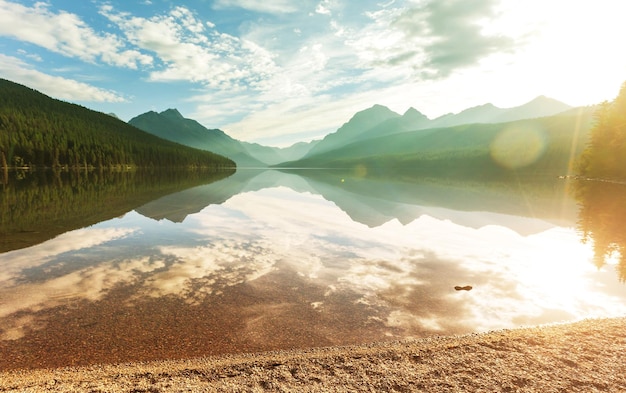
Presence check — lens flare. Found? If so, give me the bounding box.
[490,125,547,169]
[353,164,368,177]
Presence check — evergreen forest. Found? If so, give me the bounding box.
[577,81,626,180]
[0,79,235,170]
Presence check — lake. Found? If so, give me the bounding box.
[1,168,625,370]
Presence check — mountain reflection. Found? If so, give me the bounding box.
[284,169,578,233]
[134,169,578,235]
[574,180,626,282]
[2,168,576,236]
[1,169,625,371]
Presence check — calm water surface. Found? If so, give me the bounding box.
[1,169,625,369]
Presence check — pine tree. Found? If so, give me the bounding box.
[578,81,626,180]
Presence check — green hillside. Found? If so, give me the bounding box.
[0,79,235,169]
[277,109,594,180]
[304,104,401,157]
[129,109,268,167]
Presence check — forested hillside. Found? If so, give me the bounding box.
[577,81,626,180]
[0,79,234,169]
[129,108,266,167]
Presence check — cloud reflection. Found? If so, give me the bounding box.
[0,227,145,340]
[1,186,626,346]
[144,241,277,303]
[0,227,137,285]
[184,188,626,333]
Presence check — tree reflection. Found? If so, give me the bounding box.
[574,180,626,282]
[0,168,234,253]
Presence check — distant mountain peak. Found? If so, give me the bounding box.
[403,107,428,120]
[160,108,185,120]
[526,95,570,106]
[347,104,400,126]
[473,103,498,110]
[530,94,552,101]
[337,105,400,131]
[361,104,398,117]
[500,96,572,121]
[352,104,395,118]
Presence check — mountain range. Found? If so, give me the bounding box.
[0,77,593,177]
[302,95,573,159]
[129,94,588,176]
[279,107,594,179]
[429,95,572,128]
[129,109,317,167]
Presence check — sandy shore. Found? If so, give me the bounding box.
[1,317,625,392]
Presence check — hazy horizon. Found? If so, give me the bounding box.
[0,0,624,146]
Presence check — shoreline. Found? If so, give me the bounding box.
[1,317,625,392]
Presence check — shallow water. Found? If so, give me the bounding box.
[1,169,625,369]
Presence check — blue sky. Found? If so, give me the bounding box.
[1,0,625,147]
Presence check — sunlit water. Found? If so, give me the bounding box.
[1,169,625,369]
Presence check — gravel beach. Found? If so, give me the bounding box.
[1,317,625,392]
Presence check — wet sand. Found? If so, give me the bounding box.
[1,317,625,392]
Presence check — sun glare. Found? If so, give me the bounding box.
[476,0,626,110]
[530,1,625,104]
[520,229,598,314]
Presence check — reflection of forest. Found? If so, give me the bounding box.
[0,168,234,253]
[573,180,626,282]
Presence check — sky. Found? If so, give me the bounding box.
[1,0,625,147]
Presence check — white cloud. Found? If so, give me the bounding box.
[315,0,332,15]
[179,3,420,143]
[16,48,42,62]
[337,0,520,81]
[213,0,300,14]
[197,0,626,145]
[184,13,385,143]
[0,0,152,69]
[100,5,278,90]
[0,54,127,102]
